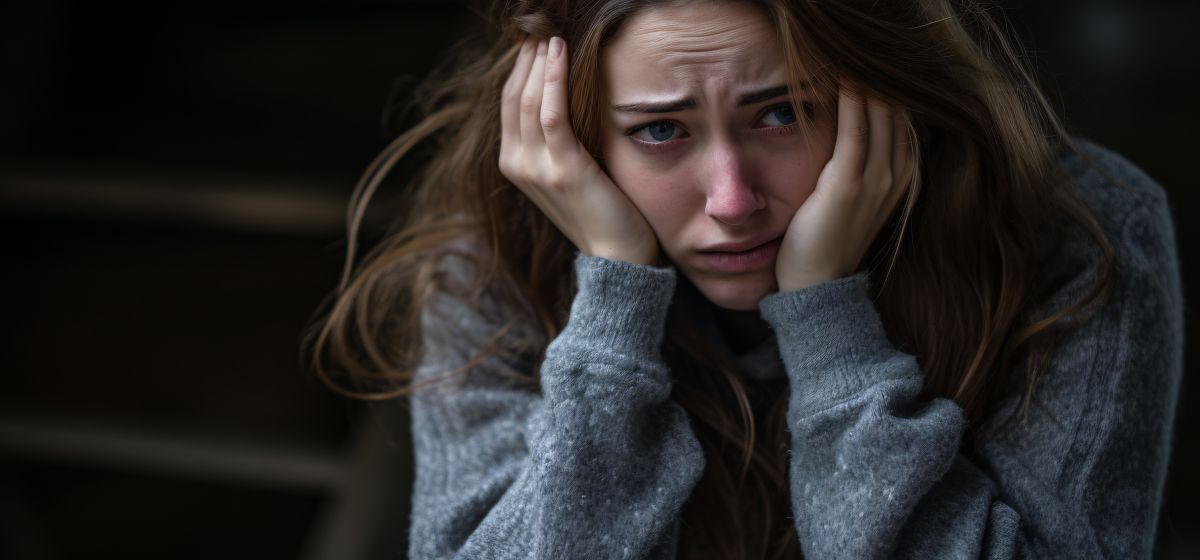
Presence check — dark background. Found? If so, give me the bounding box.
[0,0,1194,558]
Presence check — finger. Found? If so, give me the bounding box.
[520,40,550,147]
[832,81,869,175]
[541,37,575,152]
[865,96,893,191]
[501,37,537,145]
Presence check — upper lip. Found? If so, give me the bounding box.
[698,233,783,253]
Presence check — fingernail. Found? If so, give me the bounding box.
[549,37,563,58]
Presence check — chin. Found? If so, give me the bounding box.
[690,272,777,311]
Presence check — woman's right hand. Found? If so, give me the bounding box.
[499,36,660,266]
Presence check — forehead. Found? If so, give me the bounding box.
[602,1,783,100]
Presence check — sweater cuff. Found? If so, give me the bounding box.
[760,272,915,412]
[560,254,677,362]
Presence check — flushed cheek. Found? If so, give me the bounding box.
[758,147,830,210]
[606,163,699,250]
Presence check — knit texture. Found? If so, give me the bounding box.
[404,139,1183,559]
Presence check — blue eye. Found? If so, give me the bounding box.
[631,121,681,143]
[761,103,797,126]
[648,122,675,141]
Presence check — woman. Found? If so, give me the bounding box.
[308,0,1182,558]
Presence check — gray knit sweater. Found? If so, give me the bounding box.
[405,140,1183,559]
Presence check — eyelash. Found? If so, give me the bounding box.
[625,101,815,152]
[626,127,685,153]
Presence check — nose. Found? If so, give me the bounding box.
[703,140,764,226]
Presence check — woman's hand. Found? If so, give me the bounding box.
[775,83,914,291]
[499,37,660,265]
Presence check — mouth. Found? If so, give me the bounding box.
[694,235,783,273]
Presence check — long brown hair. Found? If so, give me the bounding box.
[305,1,1115,558]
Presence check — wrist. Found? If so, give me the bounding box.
[560,254,676,359]
[587,240,660,266]
[777,269,839,292]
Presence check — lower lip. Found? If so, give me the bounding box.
[696,238,782,273]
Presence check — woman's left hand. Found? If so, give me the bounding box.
[775,83,914,292]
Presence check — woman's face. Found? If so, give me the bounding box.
[600,1,835,310]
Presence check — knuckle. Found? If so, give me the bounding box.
[520,94,538,115]
[540,109,560,130]
[498,154,521,180]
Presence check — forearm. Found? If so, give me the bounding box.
[409,254,704,559]
[761,262,1174,559]
[763,274,988,557]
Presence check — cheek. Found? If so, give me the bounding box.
[602,141,695,239]
[756,138,834,210]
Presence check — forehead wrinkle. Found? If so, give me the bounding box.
[622,9,773,63]
[603,2,784,106]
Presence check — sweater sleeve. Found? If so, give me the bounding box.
[760,193,1182,558]
[407,254,705,560]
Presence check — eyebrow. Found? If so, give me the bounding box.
[611,83,805,114]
